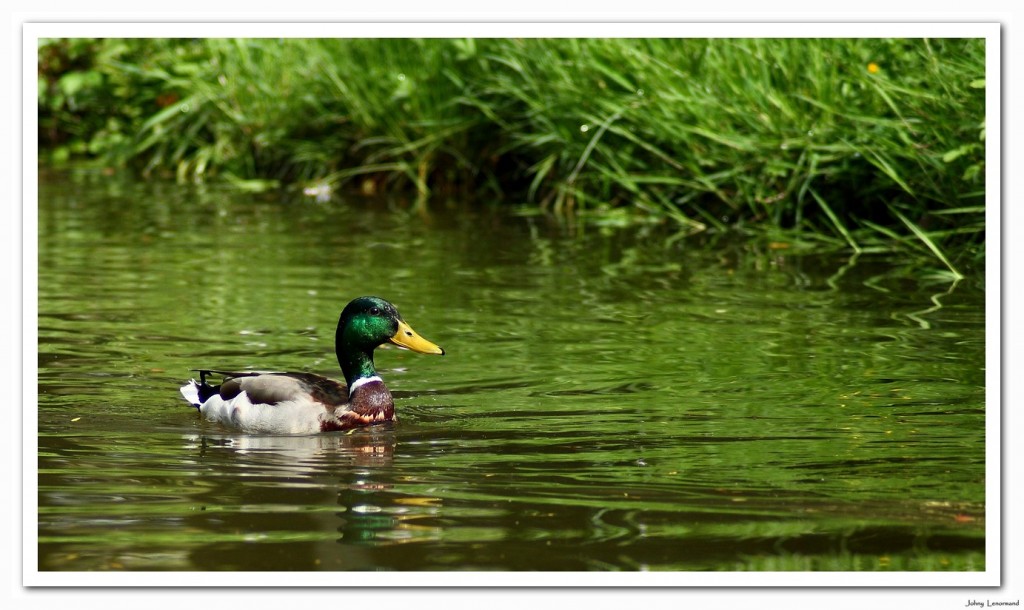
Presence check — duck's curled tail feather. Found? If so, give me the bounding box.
[179,370,224,409]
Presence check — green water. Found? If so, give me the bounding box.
[36,170,986,572]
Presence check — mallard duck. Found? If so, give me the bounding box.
[179,296,444,434]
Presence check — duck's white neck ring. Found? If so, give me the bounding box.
[348,375,383,396]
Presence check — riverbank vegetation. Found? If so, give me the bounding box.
[38,37,986,273]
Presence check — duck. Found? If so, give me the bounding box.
[179,296,445,434]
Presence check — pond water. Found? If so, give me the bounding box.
[34,170,986,573]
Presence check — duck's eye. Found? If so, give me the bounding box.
[370,307,381,316]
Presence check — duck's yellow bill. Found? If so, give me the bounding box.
[390,320,445,355]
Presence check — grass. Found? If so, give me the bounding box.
[38,37,986,270]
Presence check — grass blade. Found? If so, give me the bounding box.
[890,206,964,280]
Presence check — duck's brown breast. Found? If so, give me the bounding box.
[319,380,394,432]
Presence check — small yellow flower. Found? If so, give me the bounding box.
[867,62,880,74]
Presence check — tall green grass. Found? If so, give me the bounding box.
[38,38,986,266]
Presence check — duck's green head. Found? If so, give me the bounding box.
[335,296,444,385]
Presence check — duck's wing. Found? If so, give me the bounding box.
[220,374,307,404]
[192,369,272,384]
[216,371,350,408]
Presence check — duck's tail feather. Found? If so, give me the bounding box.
[179,372,223,410]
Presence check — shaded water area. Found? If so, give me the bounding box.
[36,170,986,572]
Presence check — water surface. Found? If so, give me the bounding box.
[36,170,986,572]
